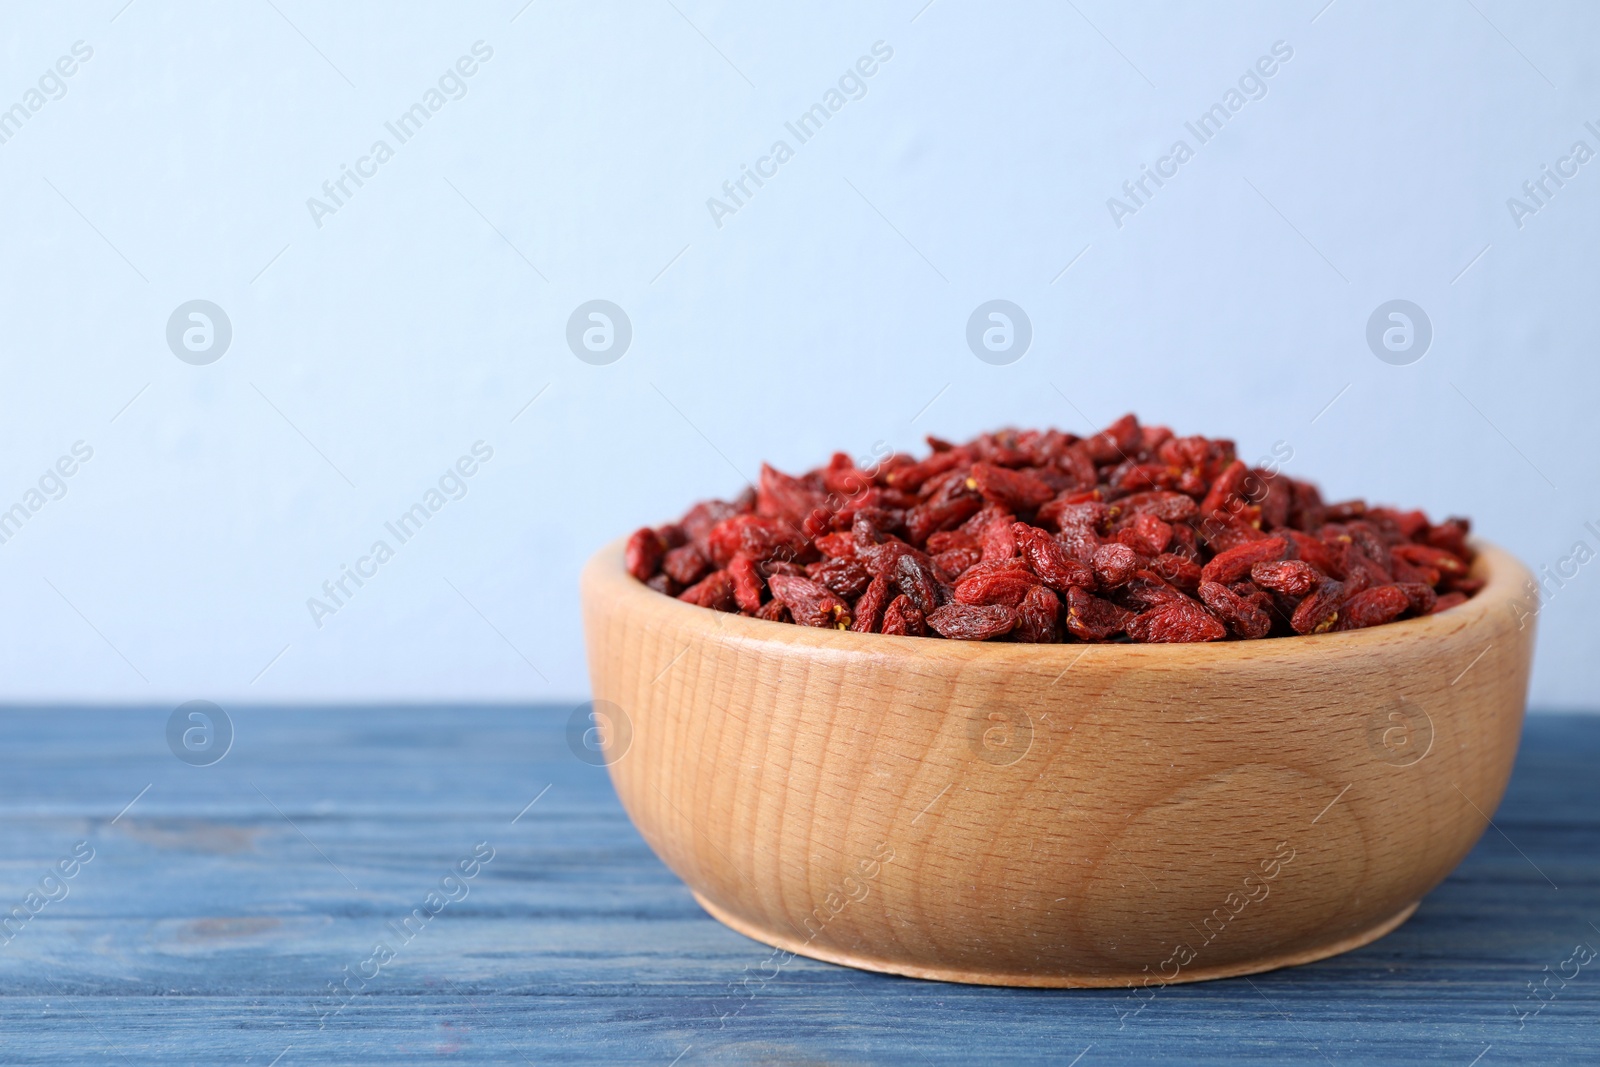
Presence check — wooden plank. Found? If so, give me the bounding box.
[0,707,1594,1065]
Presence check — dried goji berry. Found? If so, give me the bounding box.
[679,570,737,612]
[1287,479,1325,531]
[981,519,1019,561]
[882,449,966,493]
[1392,542,1469,577]
[953,563,1037,609]
[1290,578,1346,634]
[1013,524,1096,593]
[1200,537,1286,586]
[728,554,764,613]
[662,544,712,586]
[926,529,979,554]
[1425,517,1472,558]
[894,552,945,615]
[813,531,856,560]
[1092,543,1141,588]
[1249,559,1320,598]
[1149,552,1202,592]
[1119,490,1199,523]
[968,462,1056,512]
[1334,585,1410,631]
[1126,600,1226,643]
[926,602,1017,640]
[1119,570,1192,610]
[1395,581,1438,615]
[1012,584,1062,643]
[934,546,983,579]
[1109,460,1178,492]
[849,573,892,633]
[1083,413,1140,463]
[1282,529,1335,574]
[880,594,927,636]
[756,598,790,623]
[1197,513,1269,554]
[1116,512,1173,556]
[625,527,665,581]
[1064,586,1132,641]
[906,493,983,545]
[1199,460,1249,515]
[806,559,872,601]
[1198,580,1272,639]
[767,575,851,629]
[707,514,812,568]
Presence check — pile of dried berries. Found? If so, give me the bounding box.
[624,415,1479,643]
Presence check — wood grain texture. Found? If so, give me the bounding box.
[0,707,1595,1065]
[583,539,1536,988]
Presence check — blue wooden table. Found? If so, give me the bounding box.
[1,707,1594,1065]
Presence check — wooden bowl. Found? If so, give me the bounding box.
[580,538,1534,987]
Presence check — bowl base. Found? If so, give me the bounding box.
[692,892,1420,988]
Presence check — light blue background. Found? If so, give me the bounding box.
[0,1,1593,707]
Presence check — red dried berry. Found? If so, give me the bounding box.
[968,462,1056,512]
[662,543,713,586]
[1290,578,1346,635]
[1250,559,1320,598]
[728,554,764,614]
[1201,516,1270,556]
[1126,600,1227,643]
[1119,490,1199,522]
[1116,512,1173,556]
[1149,552,1203,592]
[707,514,811,568]
[894,552,945,615]
[1200,537,1287,586]
[767,575,851,629]
[1392,542,1470,577]
[1334,585,1411,631]
[980,519,1019,561]
[678,570,737,612]
[934,546,983,580]
[880,594,927,636]
[625,527,665,581]
[849,573,893,633]
[1396,581,1438,616]
[1119,570,1193,611]
[882,450,965,493]
[806,559,873,601]
[926,602,1017,641]
[1012,584,1062,643]
[1426,517,1472,559]
[1199,460,1249,516]
[953,563,1037,609]
[926,529,979,554]
[1198,580,1273,639]
[813,531,856,560]
[1092,542,1141,588]
[1064,586,1132,641]
[1013,524,1097,594]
